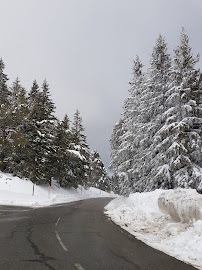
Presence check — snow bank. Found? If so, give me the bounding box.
[105,189,202,269]
[158,189,202,223]
[0,172,114,207]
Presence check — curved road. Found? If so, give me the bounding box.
[0,198,196,270]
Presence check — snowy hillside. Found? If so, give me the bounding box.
[105,189,202,270]
[0,172,114,207]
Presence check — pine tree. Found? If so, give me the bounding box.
[110,56,145,194]
[152,28,202,191]
[71,110,90,186]
[0,59,95,192]
[128,35,171,192]
[110,173,121,194]
[24,80,56,185]
[89,150,103,184]
[125,56,147,192]
[71,110,88,149]
[95,174,112,192]
[23,80,41,184]
[89,150,111,191]
[0,59,10,171]
[109,118,132,195]
[140,35,172,190]
[41,79,56,120]
[109,118,124,175]
[110,30,202,194]
[5,78,29,176]
[53,115,72,187]
[0,58,10,105]
[39,80,56,181]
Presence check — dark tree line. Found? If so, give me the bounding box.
[0,59,110,190]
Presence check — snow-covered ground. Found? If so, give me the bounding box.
[0,172,114,207]
[105,189,202,270]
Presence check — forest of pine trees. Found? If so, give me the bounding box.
[110,28,202,195]
[0,59,109,190]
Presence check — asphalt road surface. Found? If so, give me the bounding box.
[0,198,197,270]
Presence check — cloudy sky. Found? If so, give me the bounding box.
[0,0,202,170]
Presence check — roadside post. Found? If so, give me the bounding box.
[48,178,52,199]
[32,181,35,196]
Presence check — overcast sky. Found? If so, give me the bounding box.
[0,0,202,170]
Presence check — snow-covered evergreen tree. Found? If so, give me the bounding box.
[110,173,121,194]
[0,58,10,105]
[110,56,145,194]
[5,78,29,176]
[53,114,81,188]
[70,110,90,186]
[110,29,202,194]
[109,118,124,173]
[39,80,57,182]
[109,118,132,195]
[89,150,111,191]
[0,59,10,171]
[139,35,172,191]
[24,80,56,184]
[71,110,89,150]
[151,28,202,191]
[0,59,94,191]
[89,150,104,184]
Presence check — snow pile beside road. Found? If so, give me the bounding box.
[105,189,202,270]
[158,189,202,223]
[0,172,114,207]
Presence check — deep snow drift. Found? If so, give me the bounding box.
[105,189,202,270]
[0,172,114,207]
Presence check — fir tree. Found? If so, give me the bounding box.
[109,118,124,175]
[39,80,56,181]
[71,110,90,186]
[25,80,56,185]
[89,150,103,184]
[141,35,172,190]
[89,150,111,191]
[41,79,56,120]
[109,118,133,195]
[71,110,88,149]
[0,59,94,192]
[110,173,121,194]
[6,78,29,176]
[152,28,202,191]
[0,58,10,105]
[110,56,145,195]
[53,115,72,187]
[110,29,202,194]
[24,80,42,184]
[0,59,10,171]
